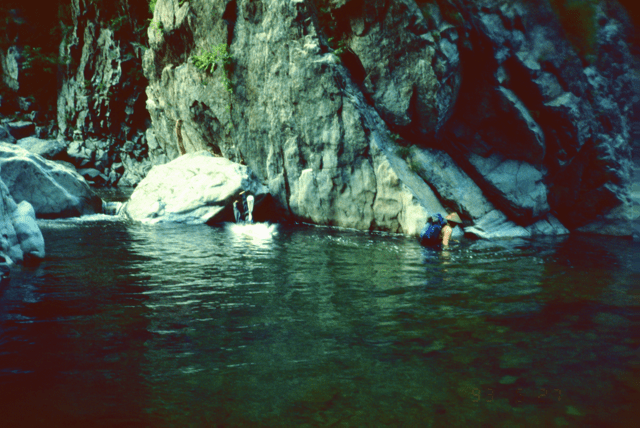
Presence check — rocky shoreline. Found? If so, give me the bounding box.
[1,0,640,264]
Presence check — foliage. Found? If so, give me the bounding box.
[149,0,157,14]
[396,145,412,159]
[409,159,423,173]
[313,0,353,58]
[191,44,233,93]
[109,15,128,32]
[21,46,61,77]
[149,19,163,36]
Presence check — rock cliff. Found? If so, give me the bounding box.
[2,0,639,237]
[140,0,639,236]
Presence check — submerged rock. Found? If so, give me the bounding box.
[0,143,102,218]
[122,151,269,224]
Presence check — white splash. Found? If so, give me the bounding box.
[225,222,278,247]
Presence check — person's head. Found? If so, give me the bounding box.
[445,212,462,225]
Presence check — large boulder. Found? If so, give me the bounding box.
[12,200,45,261]
[0,124,16,144]
[5,121,35,140]
[0,143,102,218]
[0,179,45,263]
[122,151,269,224]
[17,137,67,160]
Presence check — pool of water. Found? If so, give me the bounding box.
[0,215,639,427]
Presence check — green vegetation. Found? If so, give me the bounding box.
[191,44,233,93]
[396,145,412,159]
[409,159,423,173]
[149,19,163,36]
[313,0,355,59]
[149,0,157,14]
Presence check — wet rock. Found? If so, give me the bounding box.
[0,124,16,144]
[1,46,21,92]
[17,137,67,160]
[122,151,269,224]
[77,168,109,186]
[467,153,549,223]
[12,201,45,260]
[5,121,35,140]
[0,179,23,262]
[410,147,493,221]
[103,200,124,216]
[0,143,102,218]
[0,179,45,263]
[464,210,530,240]
[138,0,637,237]
[57,0,149,143]
[576,201,640,237]
[526,215,569,236]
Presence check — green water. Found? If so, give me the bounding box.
[0,216,638,427]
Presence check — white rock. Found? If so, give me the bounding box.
[122,151,269,224]
[0,143,102,218]
[12,201,45,259]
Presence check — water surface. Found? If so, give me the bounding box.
[0,216,638,427]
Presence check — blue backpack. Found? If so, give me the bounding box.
[419,213,447,245]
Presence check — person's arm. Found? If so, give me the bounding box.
[441,225,453,246]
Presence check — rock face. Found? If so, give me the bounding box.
[122,151,269,224]
[0,179,45,263]
[54,0,152,186]
[136,0,639,237]
[17,136,67,160]
[0,143,102,218]
[57,0,149,142]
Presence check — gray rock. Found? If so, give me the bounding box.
[0,124,16,144]
[57,0,147,145]
[464,210,531,240]
[77,168,108,184]
[0,179,45,263]
[0,179,23,263]
[526,215,569,236]
[17,137,67,159]
[126,0,640,237]
[12,201,45,260]
[123,152,269,224]
[576,201,640,237]
[5,121,35,140]
[17,97,33,112]
[103,200,124,216]
[467,153,549,223]
[411,147,493,221]
[1,46,21,92]
[0,143,102,218]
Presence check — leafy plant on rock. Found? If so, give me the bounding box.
[191,44,233,93]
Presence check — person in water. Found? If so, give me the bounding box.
[420,212,463,247]
[233,191,255,223]
[440,212,462,246]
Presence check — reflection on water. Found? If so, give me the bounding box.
[0,217,639,427]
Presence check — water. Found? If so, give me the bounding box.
[0,214,639,427]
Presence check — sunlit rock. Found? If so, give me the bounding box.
[122,151,269,224]
[12,200,45,260]
[17,137,67,160]
[0,179,45,263]
[0,143,102,218]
